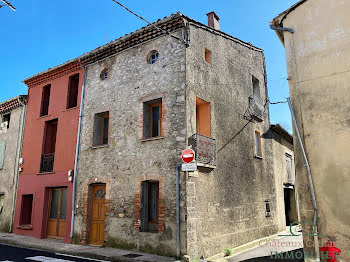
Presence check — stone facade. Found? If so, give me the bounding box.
[271,0,350,260]
[67,12,290,259]
[0,96,27,233]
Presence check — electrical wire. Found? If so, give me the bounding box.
[111,0,187,45]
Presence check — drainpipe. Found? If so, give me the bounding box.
[176,163,182,257]
[70,59,86,240]
[269,25,294,33]
[287,97,320,262]
[9,97,27,232]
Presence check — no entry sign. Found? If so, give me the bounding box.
[182,148,195,163]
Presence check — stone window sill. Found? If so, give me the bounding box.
[90,144,109,149]
[16,225,33,230]
[140,136,164,142]
[37,172,55,175]
[254,155,263,160]
[37,114,51,120]
[63,106,79,112]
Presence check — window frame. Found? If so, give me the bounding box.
[2,113,11,129]
[0,193,4,217]
[66,73,79,109]
[140,180,159,233]
[286,153,293,182]
[150,102,162,138]
[20,194,34,226]
[92,111,110,147]
[40,84,51,117]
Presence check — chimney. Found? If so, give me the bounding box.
[206,11,220,30]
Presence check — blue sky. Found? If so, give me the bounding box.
[0,0,297,132]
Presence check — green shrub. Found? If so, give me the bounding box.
[224,247,232,257]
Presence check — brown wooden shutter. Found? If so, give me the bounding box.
[0,141,6,169]
[140,182,149,232]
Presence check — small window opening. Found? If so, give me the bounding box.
[2,113,10,129]
[40,84,51,116]
[205,48,212,64]
[143,99,162,139]
[196,97,211,137]
[93,112,109,146]
[286,153,292,182]
[147,50,159,64]
[0,194,4,217]
[20,194,33,226]
[140,180,159,232]
[100,68,109,81]
[255,130,262,157]
[252,76,260,98]
[67,74,79,109]
[265,199,271,217]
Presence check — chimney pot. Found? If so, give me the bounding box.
[206,11,220,30]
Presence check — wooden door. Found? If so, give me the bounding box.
[47,188,67,239]
[88,185,106,245]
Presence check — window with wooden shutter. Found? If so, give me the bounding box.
[0,141,6,169]
[140,181,159,232]
[92,112,109,146]
[142,99,162,139]
[286,154,292,182]
[40,85,51,117]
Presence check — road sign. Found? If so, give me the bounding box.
[182,163,197,172]
[182,148,195,163]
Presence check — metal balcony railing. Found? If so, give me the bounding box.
[188,133,216,166]
[249,94,265,122]
[40,153,54,173]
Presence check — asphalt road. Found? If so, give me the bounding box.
[0,244,107,262]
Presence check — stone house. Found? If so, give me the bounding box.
[70,12,289,259]
[271,0,350,260]
[270,124,299,230]
[0,95,27,233]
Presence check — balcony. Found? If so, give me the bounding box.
[249,94,265,122]
[188,133,216,167]
[40,153,55,173]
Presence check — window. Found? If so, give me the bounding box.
[2,113,10,129]
[143,99,162,139]
[0,141,6,169]
[40,119,57,173]
[147,50,159,64]
[67,74,79,109]
[100,68,109,81]
[140,181,159,232]
[252,76,260,98]
[205,48,212,64]
[93,112,109,146]
[255,130,262,157]
[286,153,292,182]
[0,194,4,217]
[40,84,51,116]
[265,199,271,217]
[20,194,33,226]
[196,97,211,137]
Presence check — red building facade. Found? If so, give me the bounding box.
[13,61,83,243]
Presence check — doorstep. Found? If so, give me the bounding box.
[0,233,175,262]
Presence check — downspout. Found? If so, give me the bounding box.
[70,59,86,240]
[10,97,27,232]
[269,25,294,33]
[176,163,182,257]
[287,97,320,262]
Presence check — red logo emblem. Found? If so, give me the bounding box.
[320,240,341,262]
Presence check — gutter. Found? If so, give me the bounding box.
[287,97,320,262]
[9,97,27,232]
[70,59,86,240]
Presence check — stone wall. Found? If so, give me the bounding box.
[184,24,280,258]
[0,105,25,232]
[74,31,187,256]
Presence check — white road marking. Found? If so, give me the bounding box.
[25,256,74,262]
[55,253,109,262]
[1,260,15,262]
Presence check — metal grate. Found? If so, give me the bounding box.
[40,153,55,173]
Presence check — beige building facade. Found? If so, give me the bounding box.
[271,0,350,261]
[0,96,27,233]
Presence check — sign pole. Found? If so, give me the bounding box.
[175,163,181,257]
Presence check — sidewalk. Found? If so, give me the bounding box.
[0,233,176,262]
